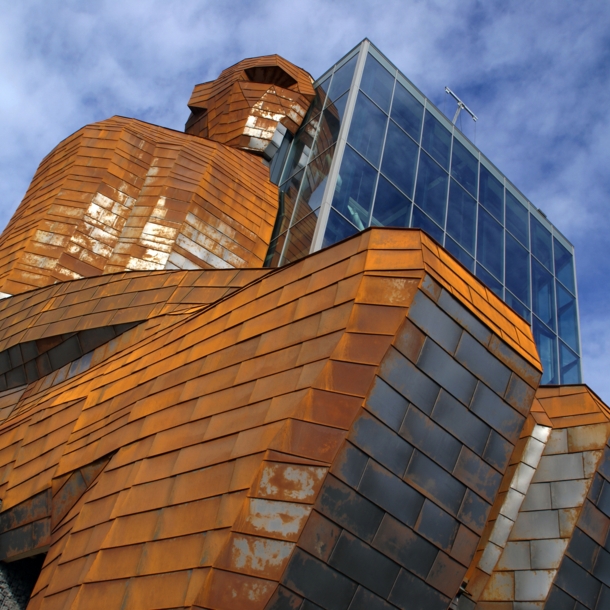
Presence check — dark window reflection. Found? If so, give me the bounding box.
[554,238,576,294]
[445,236,474,272]
[531,216,553,270]
[532,259,556,331]
[277,169,304,234]
[327,54,358,103]
[421,111,451,169]
[371,176,411,227]
[318,75,331,100]
[303,85,326,126]
[446,179,476,254]
[505,233,530,306]
[347,92,388,167]
[559,341,580,384]
[506,190,529,246]
[293,146,335,223]
[311,92,348,159]
[380,121,418,199]
[476,265,503,298]
[557,282,579,352]
[505,291,530,321]
[479,165,503,223]
[323,208,359,248]
[414,152,448,227]
[360,54,394,113]
[282,212,318,264]
[533,316,558,384]
[281,127,315,183]
[451,139,478,197]
[391,82,423,142]
[477,207,503,281]
[332,145,377,230]
[411,206,444,243]
[266,231,288,268]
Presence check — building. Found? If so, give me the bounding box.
[0,41,606,610]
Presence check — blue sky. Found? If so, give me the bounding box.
[1,1,609,400]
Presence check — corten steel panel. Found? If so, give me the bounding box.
[0,116,280,295]
[457,385,610,610]
[186,55,315,154]
[0,227,543,610]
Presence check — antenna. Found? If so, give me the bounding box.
[445,87,477,125]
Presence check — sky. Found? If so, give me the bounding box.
[1,1,609,400]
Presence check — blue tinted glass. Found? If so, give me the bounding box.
[532,259,556,331]
[266,230,287,267]
[451,139,478,197]
[421,111,451,169]
[277,169,304,234]
[505,291,531,321]
[311,92,348,158]
[506,190,529,246]
[380,121,418,198]
[445,236,474,272]
[446,179,476,254]
[477,207,503,281]
[559,341,580,384]
[347,92,388,167]
[554,238,576,294]
[282,212,317,264]
[331,145,377,230]
[282,124,315,183]
[505,233,530,306]
[414,152,448,227]
[360,54,394,113]
[293,145,335,223]
[476,265,503,298]
[556,282,579,352]
[531,216,553,270]
[411,206,444,243]
[479,165,503,222]
[304,86,325,125]
[327,54,357,102]
[533,316,558,384]
[323,208,359,248]
[390,82,423,142]
[371,176,411,227]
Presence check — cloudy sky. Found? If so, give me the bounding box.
[1,1,609,399]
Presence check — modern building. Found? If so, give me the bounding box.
[0,41,606,610]
[266,40,581,388]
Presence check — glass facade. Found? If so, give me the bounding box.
[266,40,581,384]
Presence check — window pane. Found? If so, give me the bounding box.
[380,121,418,199]
[451,139,478,197]
[505,291,530,321]
[445,236,474,272]
[446,179,476,254]
[281,125,315,183]
[531,216,553,270]
[554,238,576,294]
[303,85,325,126]
[476,265,503,298]
[277,169,304,234]
[505,233,530,306]
[327,54,357,103]
[323,208,359,248]
[557,282,579,352]
[282,212,318,264]
[559,342,580,384]
[293,145,335,223]
[311,92,348,159]
[477,207,503,281]
[265,231,288,268]
[479,165,503,222]
[371,176,411,227]
[421,110,451,169]
[390,82,423,142]
[347,92,388,167]
[360,54,394,113]
[318,75,331,100]
[411,206,444,243]
[532,259,556,331]
[414,151,448,227]
[533,316,558,385]
[331,145,377,230]
[506,190,529,246]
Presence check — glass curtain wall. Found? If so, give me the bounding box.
[267,41,581,385]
